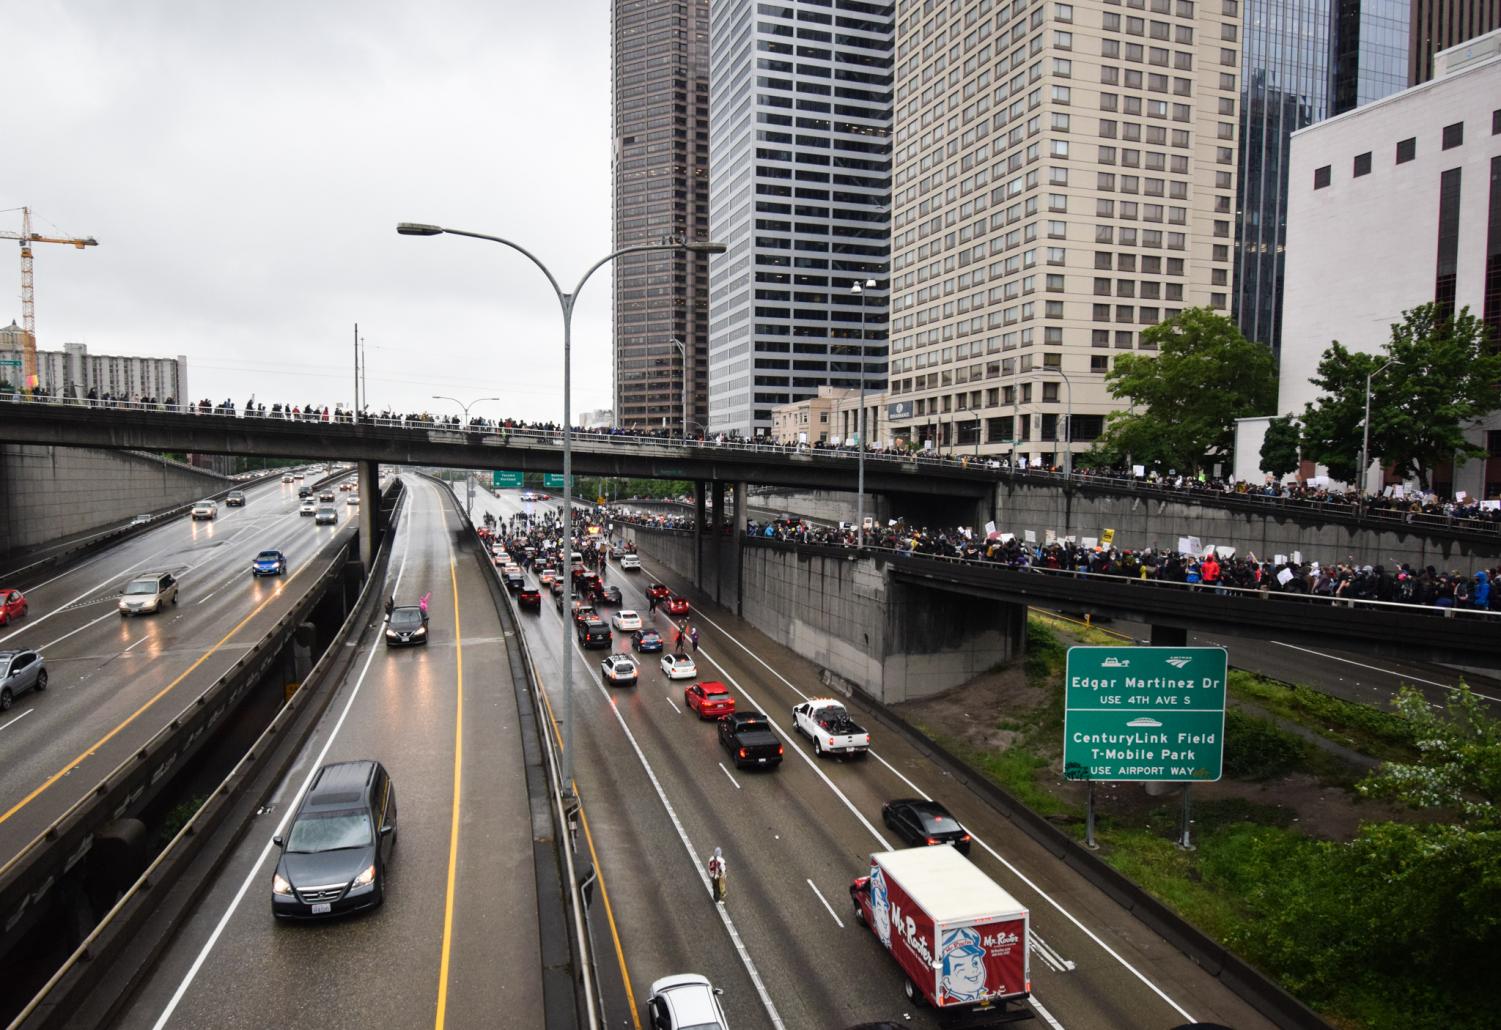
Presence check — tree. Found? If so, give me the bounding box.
[1095,308,1277,473]
[1359,682,1501,828]
[1259,416,1302,479]
[1300,304,1501,491]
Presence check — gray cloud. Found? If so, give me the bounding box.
[3,0,616,421]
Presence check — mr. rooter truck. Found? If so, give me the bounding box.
[850,846,1032,1025]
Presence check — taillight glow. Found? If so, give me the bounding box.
[925,837,939,845]
[738,747,747,758]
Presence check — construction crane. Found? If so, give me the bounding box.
[1,207,98,390]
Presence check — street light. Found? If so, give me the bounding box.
[1357,356,1397,512]
[431,394,500,521]
[1040,367,1074,477]
[670,337,689,439]
[399,222,725,789]
[850,278,876,548]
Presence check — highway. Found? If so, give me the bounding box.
[115,475,543,1029]
[476,489,1274,1030]
[0,473,357,858]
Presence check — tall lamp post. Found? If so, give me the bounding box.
[670,337,689,439]
[432,394,499,520]
[1357,357,1396,514]
[399,222,725,789]
[850,278,876,548]
[1042,367,1074,476]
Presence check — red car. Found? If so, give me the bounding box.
[518,588,541,611]
[685,680,736,720]
[647,583,672,603]
[0,589,28,627]
[667,596,690,616]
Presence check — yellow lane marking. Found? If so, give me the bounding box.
[435,555,464,1030]
[0,563,315,831]
[534,670,641,1029]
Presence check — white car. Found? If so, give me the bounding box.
[539,568,557,586]
[347,494,360,505]
[661,654,697,680]
[612,610,642,632]
[648,974,729,1030]
[620,553,641,570]
[191,500,218,520]
[600,653,639,686]
[792,698,871,758]
[299,499,317,516]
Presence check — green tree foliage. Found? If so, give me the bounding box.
[1359,683,1500,827]
[1096,308,1276,472]
[1300,305,1501,490]
[1258,415,1302,479]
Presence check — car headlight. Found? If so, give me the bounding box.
[272,873,293,895]
[118,599,128,610]
[385,628,398,639]
[412,626,426,637]
[352,864,376,888]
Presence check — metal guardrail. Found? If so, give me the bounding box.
[7,478,405,1029]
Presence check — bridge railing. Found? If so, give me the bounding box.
[6,391,1500,537]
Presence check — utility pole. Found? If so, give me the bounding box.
[353,322,360,414]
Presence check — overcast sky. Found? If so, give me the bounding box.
[3,0,616,421]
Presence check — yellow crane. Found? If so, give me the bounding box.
[1,207,98,390]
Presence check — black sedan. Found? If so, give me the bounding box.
[384,605,427,647]
[518,587,542,610]
[881,798,972,855]
[632,628,664,653]
[594,585,623,607]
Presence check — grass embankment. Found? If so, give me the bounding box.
[918,615,1490,1029]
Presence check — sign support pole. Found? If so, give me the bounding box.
[1177,784,1195,851]
[1084,781,1098,850]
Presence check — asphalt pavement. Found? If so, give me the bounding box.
[479,490,1274,1030]
[0,474,357,858]
[114,475,543,1029]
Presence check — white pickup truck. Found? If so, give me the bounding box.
[793,699,871,758]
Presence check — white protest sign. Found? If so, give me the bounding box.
[1215,545,1236,558]
[1277,568,1294,586]
[1024,530,1037,543]
[1045,529,1057,545]
[985,520,998,539]
[1081,536,1098,549]
[1274,554,1287,566]
[1292,550,1302,564]
[1132,464,1145,477]
[1456,490,1468,502]
[1001,533,1015,543]
[1176,536,1194,555]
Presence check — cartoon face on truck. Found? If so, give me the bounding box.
[869,865,892,947]
[940,926,989,1002]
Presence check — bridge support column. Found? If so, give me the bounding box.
[1149,624,1189,647]
[708,480,725,603]
[357,460,379,573]
[693,481,706,588]
[733,481,747,614]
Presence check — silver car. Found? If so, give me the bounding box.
[0,649,47,711]
[119,572,179,616]
[315,505,338,525]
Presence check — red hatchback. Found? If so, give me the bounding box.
[667,596,690,616]
[647,583,672,603]
[0,589,28,627]
[685,680,735,720]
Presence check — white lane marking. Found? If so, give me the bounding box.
[578,665,786,1030]
[718,762,741,790]
[1032,931,1077,973]
[0,710,35,734]
[806,878,844,928]
[149,482,419,1029]
[197,592,218,606]
[38,611,119,652]
[124,635,150,652]
[636,562,1196,1022]
[665,697,681,715]
[1031,996,1069,1030]
[1270,640,1500,702]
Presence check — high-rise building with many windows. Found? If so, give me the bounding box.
[706,0,894,437]
[1408,0,1501,84]
[612,0,713,431]
[885,0,1240,466]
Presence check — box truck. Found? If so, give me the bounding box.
[850,847,1031,1024]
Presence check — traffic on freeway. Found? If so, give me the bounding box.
[0,469,358,857]
[471,486,1273,1030]
[115,475,543,1029]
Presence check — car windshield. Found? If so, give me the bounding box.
[256,552,280,561]
[390,608,423,629]
[285,811,372,853]
[123,580,159,595]
[917,809,962,832]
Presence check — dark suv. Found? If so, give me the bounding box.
[272,760,397,918]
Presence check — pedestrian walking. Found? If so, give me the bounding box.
[707,847,727,903]
[690,626,700,651]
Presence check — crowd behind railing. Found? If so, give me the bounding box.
[606,505,1499,616]
[6,386,1499,534]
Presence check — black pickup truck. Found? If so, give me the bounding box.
[717,711,784,770]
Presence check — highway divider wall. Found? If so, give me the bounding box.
[0,444,230,558]
[6,479,405,1030]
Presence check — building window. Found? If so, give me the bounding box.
[1353,152,1371,177]
[1493,109,1501,135]
[1313,165,1331,189]
[1484,157,1501,346]
[1442,122,1464,150]
[1396,137,1416,164]
[1436,168,1462,320]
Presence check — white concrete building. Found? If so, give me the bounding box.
[1243,30,1501,497]
[0,328,189,403]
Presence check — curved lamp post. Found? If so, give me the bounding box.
[398,222,724,788]
[850,278,876,548]
[432,394,499,519]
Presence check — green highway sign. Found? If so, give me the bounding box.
[492,470,523,489]
[543,473,571,489]
[1063,646,1227,782]
[0,359,22,367]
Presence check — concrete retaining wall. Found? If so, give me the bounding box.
[994,480,1499,568]
[0,444,227,556]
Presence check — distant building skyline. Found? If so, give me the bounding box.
[0,326,189,401]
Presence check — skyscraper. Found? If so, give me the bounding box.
[706,0,894,437]
[886,0,1241,466]
[612,0,713,432]
[1408,0,1501,84]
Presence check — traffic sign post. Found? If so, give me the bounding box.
[492,470,523,489]
[1062,646,1227,782]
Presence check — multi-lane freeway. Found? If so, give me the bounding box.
[0,473,356,860]
[116,476,543,1029]
[466,489,1272,1030]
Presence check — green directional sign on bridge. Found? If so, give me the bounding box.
[492,470,523,489]
[543,473,571,489]
[1063,646,1227,782]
